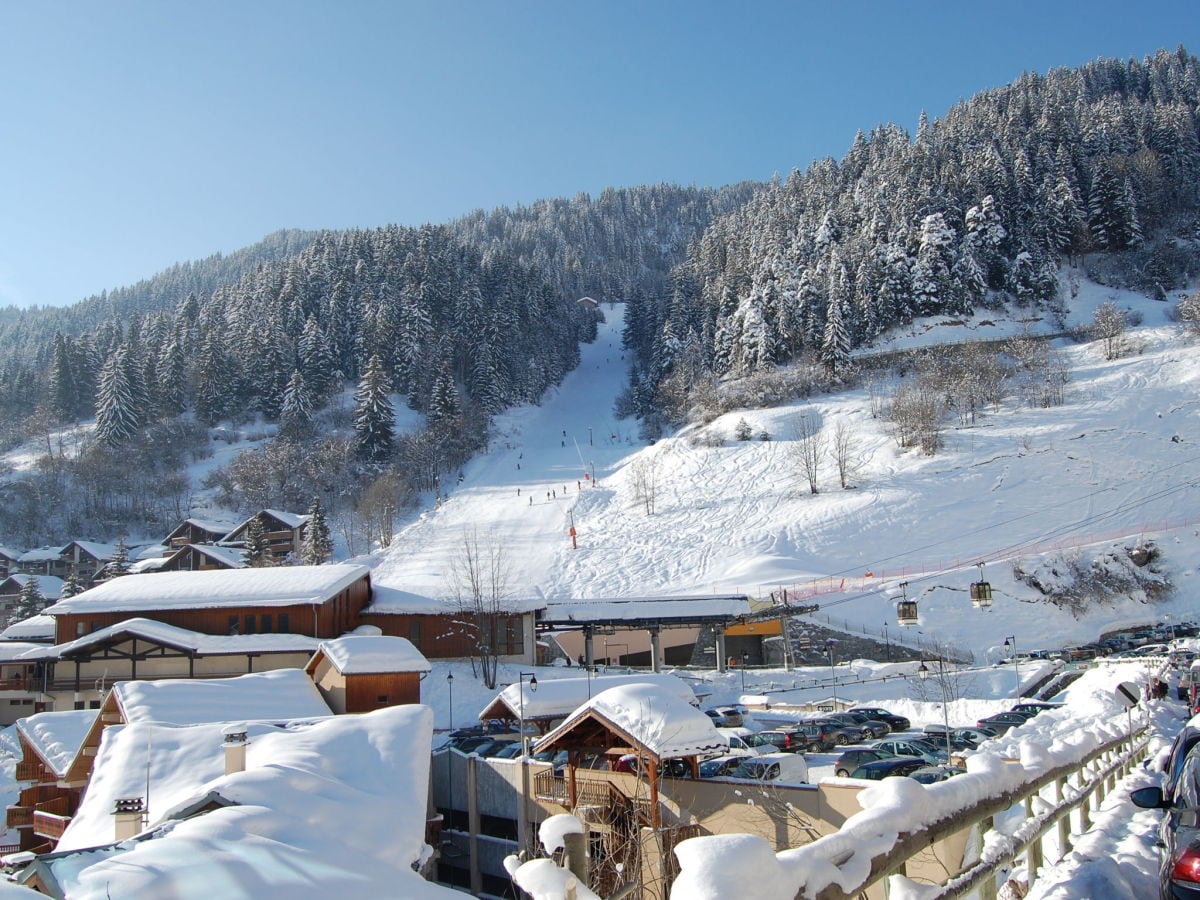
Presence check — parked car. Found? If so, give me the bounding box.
[446,734,504,754]
[757,727,810,753]
[472,739,517,758]
[848,758,926,781]
[804,718,859,747]
[1131,738,1200,898]
[869,737,949,764]
[730,752,809,784]
[1010,701,1062,717]
[718,728,774,756]
[705,706,745,728]
[826,712,890,741]
[833,747,896,776]
[849,707,911,732]
[976,712,1033,734]
[909,764,966,784]
[953,726,999,744]
[699,755,748,779]
[488,742,525,760]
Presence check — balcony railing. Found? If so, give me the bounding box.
[32,811,70,840]
[14,761,42,782]
[5,806,31,829]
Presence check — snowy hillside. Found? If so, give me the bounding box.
[373,277,1200,658]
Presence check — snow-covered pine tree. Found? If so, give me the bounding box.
[353,352,395,461]
[59,570,86,600]
[821,293,852,372]
[301,496,333,565]
[105,538,132,579]
[95,347,143,447]
[279,370,314,438]
[242,516,273,567]
[11,576,47,624]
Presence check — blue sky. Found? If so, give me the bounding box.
[0,1,1196,308]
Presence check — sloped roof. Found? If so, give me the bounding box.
[50,707,457,898]
[34,617,321,661]
[18,546,64,563]
[537,683,727,760]
[166,543,247,569]
[113,668,331,726]
[540,594,755,624]
[368,583,544,615]
[0,614,55,641]
[308,635,431,675]
[62,541,118,561]
[0,574,64,599]
[16,709,98,777]
[480,672,700,723]
[0,546,21,562]
[168,516,241,538]
[43,564,369,615]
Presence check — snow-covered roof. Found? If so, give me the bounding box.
[173,515,240,536]
[62,540,118,561]
[309,635,431,674]
[225,509,311,539]
[540,594,755,623]
[537,683,727,760]
[113,668,331,726]
[0,574,64,599]
[129,557,168,574]
[0,546,20,561]
[50,706,458,898]
[35,617,321,660]
[0,641,47,662]
[135,543,170,560]
[17,546,64,562]
[42,564,370,615]
[16,709,98,777]
[1,613,55,641]
[167,543,247,569]
[482,672,701,722]
[368,583,544,615]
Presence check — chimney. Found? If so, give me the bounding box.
[113,797,145,841]
[222,725,249,775]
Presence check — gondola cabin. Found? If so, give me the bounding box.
[896,599,919,627]
[970,580,993,609]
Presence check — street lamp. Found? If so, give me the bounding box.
[740,651,749,693]
[826,639,839,709]
[446,670,454,731]
[517,671,538,852]
[882,621,891,662]
[1003,636,1020,699]
[918,659,953,760]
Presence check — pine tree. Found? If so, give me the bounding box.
[11,576,47,624]
[279,370,314,438]
[301,496,333,565]
[59,570,86,600]
[242,516,273,567]
[821,294,851,372]
[353,352,395,461]
[95,347,142,447]
[428,366,461,425]
[105,538,132,579]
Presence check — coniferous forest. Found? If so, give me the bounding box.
[0,49,1197,547]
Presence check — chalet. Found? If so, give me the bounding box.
[360,584,538,664]
[577,296,599,308]
[0,574,64,622]
[0,641,44,723]
[41,564,371,644]
[58,541,117,585]
[0,545,20,578]
[222,509,311,561]
[17,547,68,580]
[6,708,98,852]
[24,617,321,708]
[14,707,456,898]
[163,515,241,549]
[305,634,431,713]
[158,543,247,572]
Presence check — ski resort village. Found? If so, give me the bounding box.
[2,19,1200,900]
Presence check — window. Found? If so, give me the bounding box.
[228,615,239,634]
[89,700,100,709]
[279,614,289,633]
[262,615,272,633]
[245,615,256,635]
[76,622,86,637]
[377,695,389,704]
[73,700,85,711]
[410,621,421,648]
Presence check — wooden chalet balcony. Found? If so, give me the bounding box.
[0,678,33,692]
[15,760,42,782]
[6,806,31,829]
[33,810,71,841]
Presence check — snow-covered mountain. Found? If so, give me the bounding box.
[372,275,1200,659]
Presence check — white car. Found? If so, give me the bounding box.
[729,752,809,785]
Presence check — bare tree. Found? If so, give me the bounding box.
[449,527,510,689]
[357,470,408,549]
[1176,289,1200,336]
[1091,300,1128,360]
[629,455,660,515]
[889,382,943,455]
[793,414,825,494]
[831,419,860,489]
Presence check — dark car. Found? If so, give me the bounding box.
[757,727,810,753]
[976,712,1033,734]
[833,747,896,776]
[445,734,504,754]
[869,737,949,764]
[850,707,911,732]
[1010,702,1062,717]
[1132,738,1200,898]
[804,718,859,747]
[699,755,747,779]
[826,712,891,741]
[848,758,926,781]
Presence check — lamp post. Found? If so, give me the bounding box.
[446,670,454,731]
[1003,636,1019,699]
[918,659,953,760]
[740,651,749,693]
[826,639,839,709]
[517,671,538,852]
[882,621,891,662]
